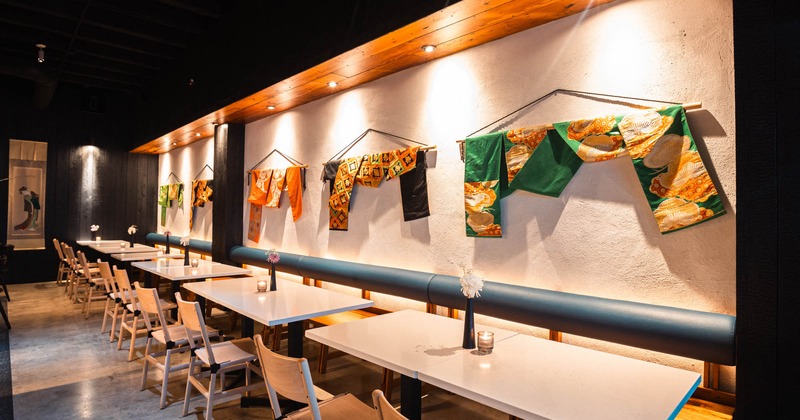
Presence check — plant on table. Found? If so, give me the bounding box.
[459,266,484,349]
[266,249,280,291]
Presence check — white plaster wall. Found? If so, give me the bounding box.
[167,0,732,391]
[157,136,215,241]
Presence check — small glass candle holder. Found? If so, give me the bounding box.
[120,242,127,249]
[190,258,199,268]
[477,331,494,354]
[95,236,102,243]
[256,279,268,293]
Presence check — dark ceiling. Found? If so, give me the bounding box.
[0,0,230,105]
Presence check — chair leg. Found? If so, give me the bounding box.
[141,338,152,391]
[117,312,128,350]
[100,299,111,332]
[206,372,216,420]
[160,349,172,409]
[318,344,329,374]
[271,324,283,351]
[382,368,394,401]
[182,359,195,417]
[127,316,139,361]
[1,298,9,329]
[0,274,10,302]
[109,304,120,342]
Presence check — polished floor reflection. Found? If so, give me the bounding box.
[8,281,507,419]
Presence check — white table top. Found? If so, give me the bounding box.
[88,242,161,254]
[132,259,251,281]
[77,239,124,246]
[109,251,184,262]
[304,309,517,378]
[183,277,373,327]
[419,330,700,420]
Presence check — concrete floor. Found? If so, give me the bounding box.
[7,281,508,419]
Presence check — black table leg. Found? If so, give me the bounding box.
[287,321,304,358]
[171,280,181,319]
[400,374,422,420]
[241,316,254,338]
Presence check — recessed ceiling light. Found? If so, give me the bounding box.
[327,81,338,88]
[195,133,201,137]
[172,142,177,146]
[422,45,436,53]
[267,105,275,110]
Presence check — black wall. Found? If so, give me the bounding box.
[0,76,158,283]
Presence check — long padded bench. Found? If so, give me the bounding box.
[146,234,736,385]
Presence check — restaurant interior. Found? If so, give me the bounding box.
[0,0,795,419]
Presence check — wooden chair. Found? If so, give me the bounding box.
[176,292,263,419]
[97,260,123,341]
[62,245,83,301]
[253,333,374,420]
[52,238,70,285]
[77,250,105,318]
[372,389,408,420]
[0,244,11,303]
[115,266,176,361]
[136,282,218,409]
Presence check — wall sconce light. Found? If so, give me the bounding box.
[422,44,436,53]
[36,43,46,63]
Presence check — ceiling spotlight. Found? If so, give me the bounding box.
[36,43,46,63]
[195,133,201,137]
[267,105,275,110]
[422,44,436,53]
[327,81,338,88]
[172,142,177,146]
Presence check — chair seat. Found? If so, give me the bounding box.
[195,338,257,367]
[125,299,176,312]
[284,393,374,419]
[151,323,219,346]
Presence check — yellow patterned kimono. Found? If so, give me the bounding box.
[329,146,420,230]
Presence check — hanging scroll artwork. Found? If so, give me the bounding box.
[6,140,47,249]
[325,146,429,231]
[246,166,304,242]
[189,180,213,231]
[464,105,725,237]
[158,183,183,226]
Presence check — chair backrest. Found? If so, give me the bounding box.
[76,251,96,278]
[97,260,117,295]
[174,292,216,364]
[372,389,408,420]
[254,333,320,420]
[112,266,134,305]
[63,245,78,271]
[53,238,65,260]
[134,282,173,341]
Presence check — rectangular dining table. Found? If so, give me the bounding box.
[132,259,252,317]
[304,309,517,419]
[305,309,701,420]
[87,242,162,254]
[182,276,373,358]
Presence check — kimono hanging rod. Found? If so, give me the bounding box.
[165,172,182,184]
[248,149,308,172]
[324,128,434,164]
[464,88,703,139]
[192,164,213,181]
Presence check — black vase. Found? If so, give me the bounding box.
[165,236,170,254]
[269,262,277,291]
[129,235,135,247]
[184,245,190,266]
[462,298,475,349]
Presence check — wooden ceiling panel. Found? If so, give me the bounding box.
[132,0,616,154]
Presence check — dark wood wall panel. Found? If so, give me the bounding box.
[733,0,800,417]
[0,78,156,283]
